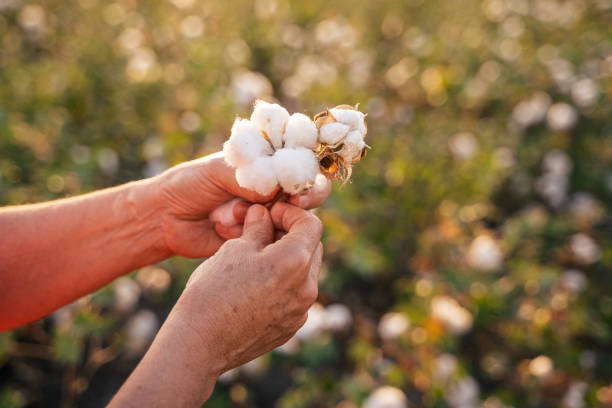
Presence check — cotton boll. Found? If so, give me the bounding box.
[283,113,318,149]
[378,312,410,341]
[236,155,278,195]
[224,118,273,167]
[329,108,364,130]
[431,296,473,335]
[319,122,349,145]
[113,277,141,313]
[324,303,353,332]
[296,303,327,341]
[273,148,319,194]
[339,130,366,162]
[250,100,290,149]
[125,309,159,355]
[528,355,553,377]
[445,377,479,408]
[363,386,408,408]
[467,235,503,271]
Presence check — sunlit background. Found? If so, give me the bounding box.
[1,0,611,406]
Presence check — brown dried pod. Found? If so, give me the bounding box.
[313,104,370,183]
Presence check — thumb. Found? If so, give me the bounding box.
[240,204,274,250]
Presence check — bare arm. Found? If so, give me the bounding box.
[0,178,169,331]
[0,152,330,331]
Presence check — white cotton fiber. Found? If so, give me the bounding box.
[283,113,318,149]
[329,108,364,130]
[250,100,290,149]
[223,118,273,168]
[339,130,366,162]
[357,116,367,136]
[319,122,349,145]
[236,155,278,195]
[273,148,319,194]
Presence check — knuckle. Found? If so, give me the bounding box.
[277,247,310,273]
[294,248,312,270]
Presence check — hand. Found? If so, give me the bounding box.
[153,152,331,258]
[171,202,323,372]
[110,202,323,407]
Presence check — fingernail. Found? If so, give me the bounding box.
[245,204,266,223]
[233,200,250,221]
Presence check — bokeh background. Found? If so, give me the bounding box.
[1,0,611,406]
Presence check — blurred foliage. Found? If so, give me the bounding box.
[1,0,612,406]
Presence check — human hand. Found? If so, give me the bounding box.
[110,202,323,406]
[170,202,323,373]
[153,152,330,258]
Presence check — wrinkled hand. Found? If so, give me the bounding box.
[170,202,323,372]
[153,152,330,258]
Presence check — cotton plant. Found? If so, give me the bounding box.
[211,100,369,227]
[224,99,369,195]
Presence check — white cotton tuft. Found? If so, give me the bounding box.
[283,113,318,149]
[223,118,273,168]
[339,130,366,162]
[357,116,367,136]
[250,100,290,149]
[273,147,319,194]
[329,108,364,130]
[236,155,278,195]
[319,122,349,145]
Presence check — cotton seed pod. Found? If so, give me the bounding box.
[283,112,318,149]
[338,129,366,162]
[236,155,279,195]
[250,100,290,149]
[314,104,369,183]
[223,118,273,168]
[273,147,319,194]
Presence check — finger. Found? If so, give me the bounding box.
[233,200,250,222]
[240,204,274,250]
[265,202,323,258]
[288,174,332,210]
[209,198,248,226]
[214,223,244,240]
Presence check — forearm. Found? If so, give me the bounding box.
[0,177,172,331]
[109,308,221,407]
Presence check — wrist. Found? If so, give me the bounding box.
[123,177,173,260]
[111,310,220,407]
[169,291,230,375]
